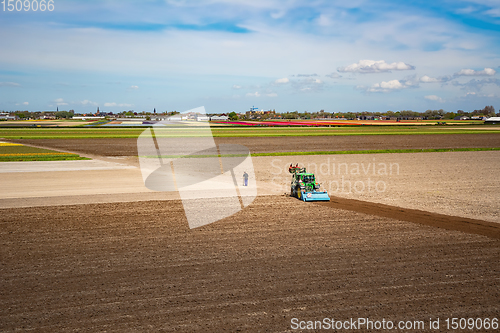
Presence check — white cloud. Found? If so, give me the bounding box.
[274,77,289,84]
[455,6,477,14]
[54,98,68,106]
[362,76,420,93]
[246,92,260,97]
[378,79,403,89]
[129,85,139,89]
[454,68,496,76]
[22,101,29,105]
[462,91,498,99]
[266,92,278,97]
[0,82,20,87]
[232,84,242,89]
[270,10,286,19]
[424,95,444,102]
[317,14,332,27]
[484,8,500,17]
[364,79,405,92]
[420,75,439,83]
[338,60,415,73]
[325,72,342,78]
[291,77,324,92]
[451,77,500,90]
[295,74,318,77]
[78,99,99,106]
[419,75,452,83]
[104,102,133,107]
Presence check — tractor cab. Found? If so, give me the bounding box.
[300,174,315,183]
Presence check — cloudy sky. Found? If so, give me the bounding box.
[1,0,499,114]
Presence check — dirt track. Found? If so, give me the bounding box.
[319,196,500,239]
[1,196,499,332]
[11,133,500,156]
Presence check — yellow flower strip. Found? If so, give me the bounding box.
[0,143,23,146]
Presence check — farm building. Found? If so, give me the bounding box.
[210,115,228,121]
[0,113,17,120]
[484,117,500,124]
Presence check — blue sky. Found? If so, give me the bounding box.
[1,0,499,114]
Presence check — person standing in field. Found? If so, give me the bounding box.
[243,171,249,186]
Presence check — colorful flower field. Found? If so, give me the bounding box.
[210,119,422,126]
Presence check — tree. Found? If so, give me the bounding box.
[484,105,495,116]
[472,106,495,116]
[55,111,73,119]
[228,111,238,120]
[15,112,27,119]
[344,112,355,119]
[443,112,456,119]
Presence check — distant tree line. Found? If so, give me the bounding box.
[2,105,497,120]
[241,105,497,120]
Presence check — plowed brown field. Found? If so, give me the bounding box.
[1,197,499,332]
[11,133,500,156]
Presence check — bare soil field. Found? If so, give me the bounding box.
[1,134,499,332]
[10,133,500,156]
[257,151,500,223]
[1,197,499,332]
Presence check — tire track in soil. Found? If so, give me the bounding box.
[316,196,500,239]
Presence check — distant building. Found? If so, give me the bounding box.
[0,113,16,120]
[211,115,228,121]
[245,107,275,119]
[484,117,500,125]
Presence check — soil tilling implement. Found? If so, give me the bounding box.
[289,164,330,201]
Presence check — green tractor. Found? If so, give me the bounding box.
[289,164,330,201]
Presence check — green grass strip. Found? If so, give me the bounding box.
[252,147,500,156]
